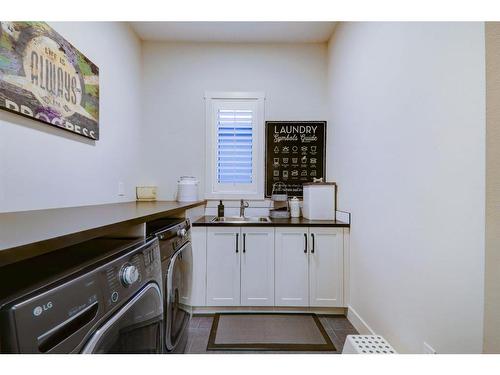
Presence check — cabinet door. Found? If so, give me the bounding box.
[206,227,241,306]
[275,227,309,306]
[240,227,275,306]
[309,227,344,307]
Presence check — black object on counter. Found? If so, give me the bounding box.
[217,200,225,217]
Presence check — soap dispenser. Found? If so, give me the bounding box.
[217,200,225,217]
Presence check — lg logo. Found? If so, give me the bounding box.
[33,302,53,317]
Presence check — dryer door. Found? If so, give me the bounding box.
[165,242,193,351]
[81,283,163,353]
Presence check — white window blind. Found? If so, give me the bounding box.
[216,109,253,184]
[205,92,264,199]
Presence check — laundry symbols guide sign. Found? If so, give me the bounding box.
[265,121,327,198]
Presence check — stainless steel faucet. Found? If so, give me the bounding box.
[240,200,249,217]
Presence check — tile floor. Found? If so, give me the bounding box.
[184,314,358,354]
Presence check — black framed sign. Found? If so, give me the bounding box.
[265,121,327,198]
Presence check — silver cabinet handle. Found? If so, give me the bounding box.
[235,233,239,253]
[304,233,308,253]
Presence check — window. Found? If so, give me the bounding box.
[205,92,265,199]
[216,109,253,184]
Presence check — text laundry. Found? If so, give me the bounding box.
[274,125,318,134]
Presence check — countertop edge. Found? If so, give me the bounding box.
[0,200,206,267]
[192,216,350,227]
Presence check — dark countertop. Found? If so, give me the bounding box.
[0,200,206,266]
[192,215,350,227]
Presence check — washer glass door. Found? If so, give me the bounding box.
[81,283,163,353]
[165,242,193,351]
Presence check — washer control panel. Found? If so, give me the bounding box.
[103,238,161,310]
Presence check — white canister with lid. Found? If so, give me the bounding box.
[302,182,337,220]
[177,176,199,202]
[289,196,301,218]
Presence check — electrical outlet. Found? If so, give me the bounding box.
[118,181,125,196]
[423,342,436,354]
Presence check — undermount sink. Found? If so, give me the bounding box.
[211,216,271,223]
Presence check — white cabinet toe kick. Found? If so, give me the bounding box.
[191,306,347,315]
[190,225,350,312]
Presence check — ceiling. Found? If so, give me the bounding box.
[130,22,337,43]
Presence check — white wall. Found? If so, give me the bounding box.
[0,22,142,212]
[327,22,485,353]
[484,22,500,353]
[140,42,328,200]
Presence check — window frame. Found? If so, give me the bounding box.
[205,91,265,200]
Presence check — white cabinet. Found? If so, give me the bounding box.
[241,227,275,306]
[309,228,344,307]
[206,227,241,306]
[198,225,346,308]
[206,227,275,306]
[275,227,344,307]
[275,227,310,306]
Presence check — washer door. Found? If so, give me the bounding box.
[165,242,193,351]
[81,283,163,354]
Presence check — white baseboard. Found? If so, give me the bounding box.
[347,305,375,335]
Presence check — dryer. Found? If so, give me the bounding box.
[147,218,193,353]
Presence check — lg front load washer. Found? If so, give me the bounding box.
[0,237,163,354]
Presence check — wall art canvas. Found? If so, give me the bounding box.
[0,22,99,140]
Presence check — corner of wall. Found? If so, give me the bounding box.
[347,305,376,336]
